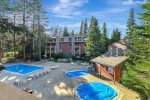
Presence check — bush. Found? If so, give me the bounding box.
[33,55,40,61]
[51,53,66,60]
[1,57,15,63]
[2,52,14,58]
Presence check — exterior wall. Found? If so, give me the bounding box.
[80,43,86,55]
[93,63,121,82]
[61,43,71,56]
[114,65,121,82]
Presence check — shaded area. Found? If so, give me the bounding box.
[0,63,5,71]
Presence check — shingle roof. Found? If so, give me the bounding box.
[110,42,127,50]
[91,56,128,68]
[0,82,41,100]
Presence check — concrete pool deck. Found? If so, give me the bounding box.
[0,61,140,100]
[82,72,140,100]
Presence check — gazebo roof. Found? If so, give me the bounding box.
[0,82,41,100]
[91,56,128,68]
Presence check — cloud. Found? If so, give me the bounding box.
[52,0,88,18]
[89,8,127,16]
[123,0,146,6]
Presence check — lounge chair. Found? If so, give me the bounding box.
[38,72,43,77]
[50,65,59,70]
[42,71,47,75]
[27,74,36,80]
[13,79,28,86]
[34,74,40,79]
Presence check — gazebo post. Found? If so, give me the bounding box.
[113,68,116,84]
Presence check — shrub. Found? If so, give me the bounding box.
[51,53,66,60]
[33,55,40,61]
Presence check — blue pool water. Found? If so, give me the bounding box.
[76,82,117,100]
[4,64,43,75]
[65,70,89,78]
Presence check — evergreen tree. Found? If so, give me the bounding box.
[126,8,136,47]
[0,0,10,60]
[79,20,83,36]
[111,28,121,43]
[100,22,108,53]
[19,0,31,60]
[86,16,101,58]
[122,1,150,99]
[83,18,88,36]
[0,0,9,18]
[71,30,75,36]
[63,27,69,36]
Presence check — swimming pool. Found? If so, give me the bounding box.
[4,64,44,75]
[76,82,117,100]
[65,70,89,78]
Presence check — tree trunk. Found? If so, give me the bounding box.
[13,14,16,60]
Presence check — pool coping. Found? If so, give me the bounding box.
[4,63,44,75]
[75,81,120,100]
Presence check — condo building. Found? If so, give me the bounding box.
[46,36,86,58]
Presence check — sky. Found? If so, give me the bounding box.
[42,0,146,38]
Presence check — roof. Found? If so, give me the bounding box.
[91,56,128,68]
[0,82,41,100]
[109,42,127,50]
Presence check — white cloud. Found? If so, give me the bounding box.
[89,8,127,16]
[123,0,146,6]
[52,0,88,18]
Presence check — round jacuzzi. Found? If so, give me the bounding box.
[76,82,117,100]
[65,70,89,78]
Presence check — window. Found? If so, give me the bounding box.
[75,37,81,41]
[69,38,72,41]
[83,37,86,41]
[60,38,64,41]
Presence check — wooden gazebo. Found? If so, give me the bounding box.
[91,56,128,83]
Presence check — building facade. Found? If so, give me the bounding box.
[91,41,128,82]
[46,36,86,58]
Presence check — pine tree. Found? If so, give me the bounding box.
[86,16,101,58]
[111,28,121,43]
[71,30,75,36]
[63,27,69,36]
[122,1,150,99]
[100,22,108,53]
[79,20,83,36]
[12,0,20,59]
[19,0,31,60]
[83,18,88,36]
[126,8,136,47]
[0,0,9,18]
[0,0,10,60]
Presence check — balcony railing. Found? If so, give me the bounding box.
[48,37,86,43]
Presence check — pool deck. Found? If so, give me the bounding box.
[82,72,140,100]
[0,61,140,100]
